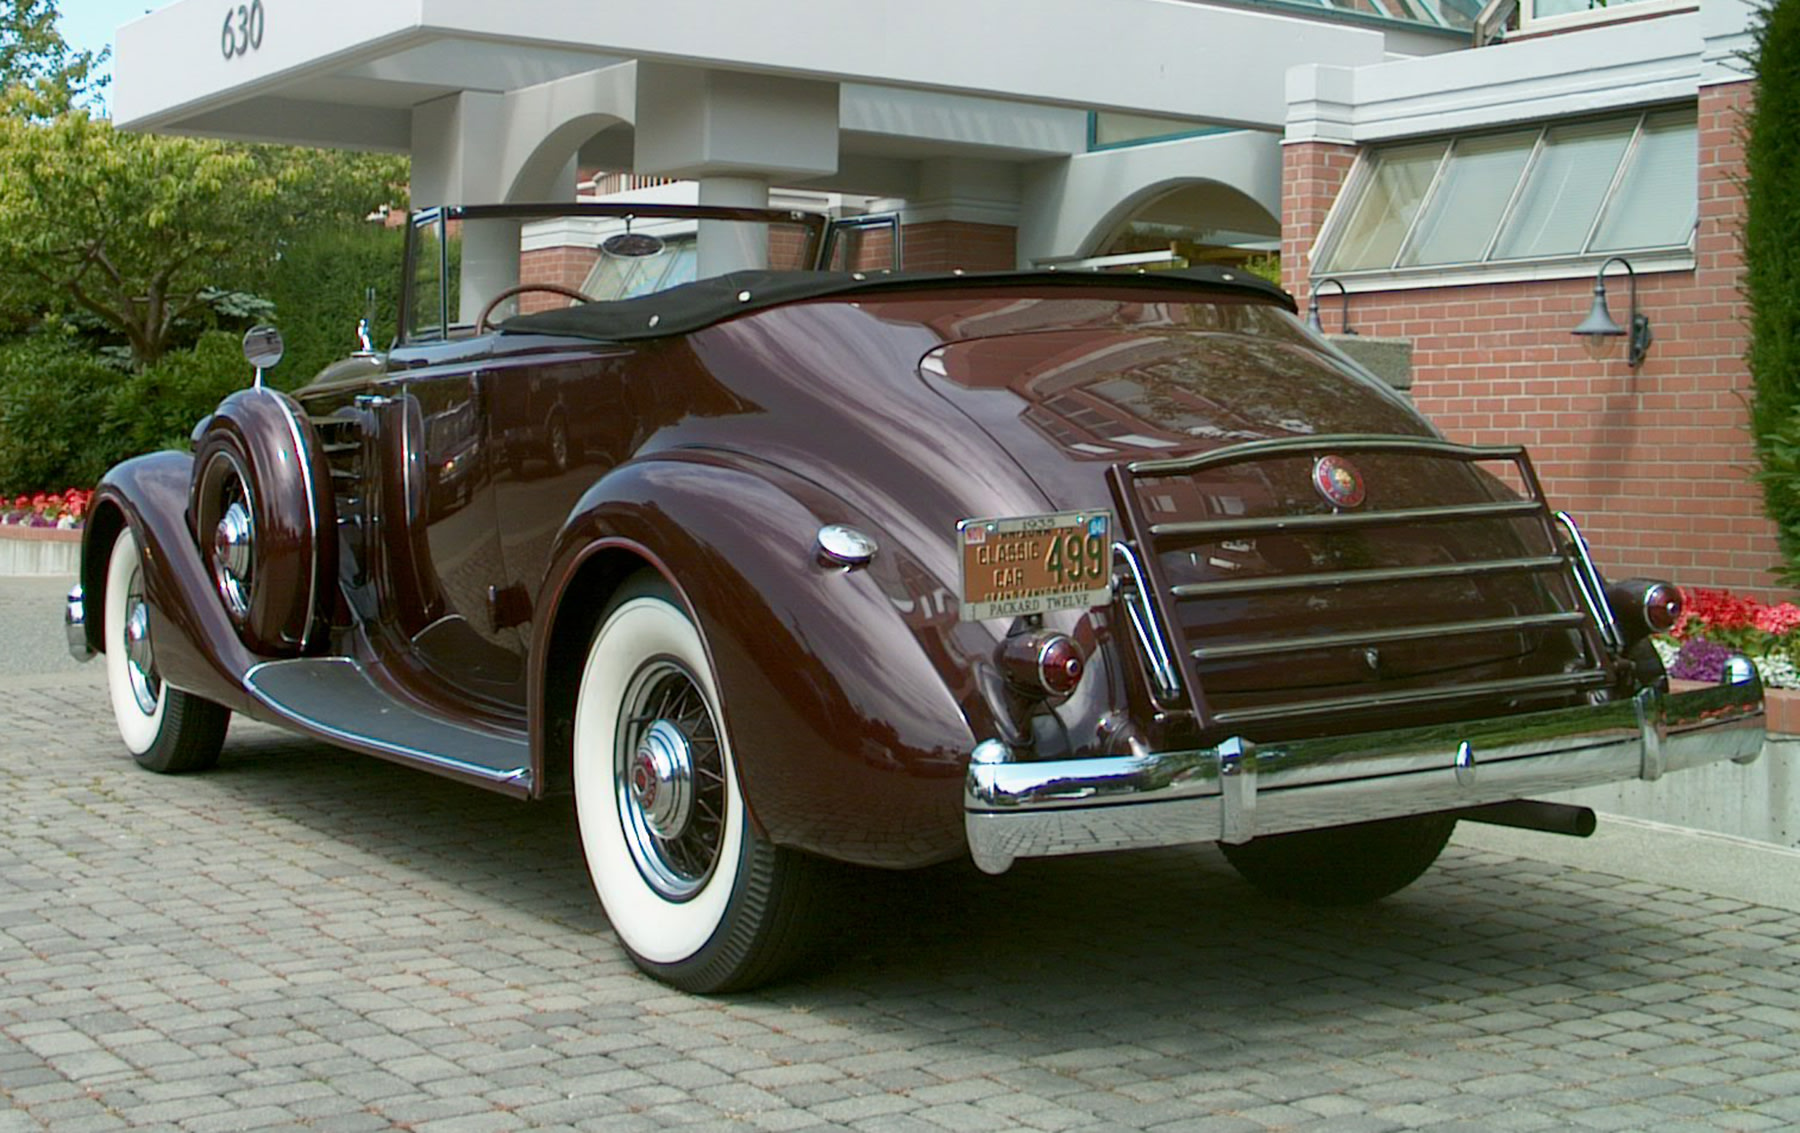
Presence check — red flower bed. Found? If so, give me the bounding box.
[0,488,91,529]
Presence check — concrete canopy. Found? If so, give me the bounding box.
[114,0,1390,265]
[117,0,1385,145]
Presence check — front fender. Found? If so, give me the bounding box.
[531,452,1004,868]
[83,452,263,717]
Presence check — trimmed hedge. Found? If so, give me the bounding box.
[258,222,404,389]
[0,330,247,494]
[1748,0,1800,583]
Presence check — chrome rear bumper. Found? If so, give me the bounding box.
[964,671,1766,874]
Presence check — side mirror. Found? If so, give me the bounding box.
[243,325,285,388]
[601,232,666,259]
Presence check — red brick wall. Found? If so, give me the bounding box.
[902,222,1018,272]
[1281,81,1782,598]
[518,247,600,313]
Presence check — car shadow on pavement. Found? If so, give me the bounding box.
[198,721,1746,1030]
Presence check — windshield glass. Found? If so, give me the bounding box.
[401,203,828,343]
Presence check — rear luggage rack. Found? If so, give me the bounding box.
[1107,435,1616,732]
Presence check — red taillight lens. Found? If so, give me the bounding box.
[1643,583,1684,633]
[1000,632,1086,698]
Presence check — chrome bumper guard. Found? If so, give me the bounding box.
[965,669,1766,875]
[66,584,94,662]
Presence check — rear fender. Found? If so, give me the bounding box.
[83,452,263,716]
[531,452,1001,868]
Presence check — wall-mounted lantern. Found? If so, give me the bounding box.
[1570,256,1653,369]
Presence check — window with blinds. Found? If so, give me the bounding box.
[1313,106,1697,278]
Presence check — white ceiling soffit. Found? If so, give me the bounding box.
[116,0,1386,143]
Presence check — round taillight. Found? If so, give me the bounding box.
[1643,583,1684,633]
[1037,635,1085,697]
[999,632,1086,698]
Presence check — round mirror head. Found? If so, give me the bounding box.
[601,232,666,259]
[242,325,285,370]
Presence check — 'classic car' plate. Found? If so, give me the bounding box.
[957,511,1113,622]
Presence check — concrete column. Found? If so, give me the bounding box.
[411,91,522,322]
[460,219,522,325]
[633,63,839,278]
[697,176,771,275]
[411,91,506,208]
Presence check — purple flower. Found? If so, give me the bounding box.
[1669,638,1732,682]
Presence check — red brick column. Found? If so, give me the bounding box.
[518,247,600,313]
[1281,141,1358,312]
[901,222,1017,273]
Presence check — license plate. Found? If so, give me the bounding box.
[957,511,1114,622]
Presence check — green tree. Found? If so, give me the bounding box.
[1747,0,1800,581]
[0,0,104,117]
[0,109,406,367]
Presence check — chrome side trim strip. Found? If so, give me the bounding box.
[271,392,322,653]
[1170,554,1567,599]
[1192,611,1587,663]
[1112,540,1181,703]
[1555,510,1624,653]
[965,667,1764,874]
[1150,499,1544,541]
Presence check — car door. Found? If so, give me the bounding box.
[378,346,527,711]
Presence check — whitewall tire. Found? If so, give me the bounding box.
[103,530,230,773]
[572,576,822,993]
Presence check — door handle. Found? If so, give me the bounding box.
[353,394,395,410]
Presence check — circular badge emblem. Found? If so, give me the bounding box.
[1312,455,1367,508]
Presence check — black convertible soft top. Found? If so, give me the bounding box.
[499,266,1294,343]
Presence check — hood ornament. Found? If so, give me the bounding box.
[1312,455,1366,509]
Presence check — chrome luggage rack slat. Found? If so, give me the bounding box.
[1105,434,1614,725]
[1191,611,1588,663]
[1169,553,1567,599]
[1149,498,1544,542]
[1208,669,1613,728]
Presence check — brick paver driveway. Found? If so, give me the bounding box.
[5,666,1800,1133]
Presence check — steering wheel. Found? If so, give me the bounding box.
[477,283,596,332]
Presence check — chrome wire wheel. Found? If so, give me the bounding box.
[104,529,229,773]
[616,660,728,901]
[573,573,827,993]
[122,564,161,716]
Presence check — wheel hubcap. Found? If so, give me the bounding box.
[123,571,161,716]
[630,719,695,839]
[617,661,726,901]
[211,492,253,621]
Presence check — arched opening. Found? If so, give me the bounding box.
[1080,179,1280,277]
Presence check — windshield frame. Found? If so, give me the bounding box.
[397,202,833,346]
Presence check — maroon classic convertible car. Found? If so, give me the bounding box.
[67,202,1765,991]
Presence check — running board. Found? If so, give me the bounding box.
[245,657,532,796]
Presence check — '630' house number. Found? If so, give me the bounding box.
[221,1,265,59]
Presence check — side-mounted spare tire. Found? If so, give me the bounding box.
[190,388,337,656]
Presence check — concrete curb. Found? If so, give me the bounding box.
[0,526,80,575]
[1455,813,1800,915]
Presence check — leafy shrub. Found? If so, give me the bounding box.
[1746,0,1800,581]
[255,221,403,388]
[0,333,117,491]
[101,330,248,458]
[0,330,249,494]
